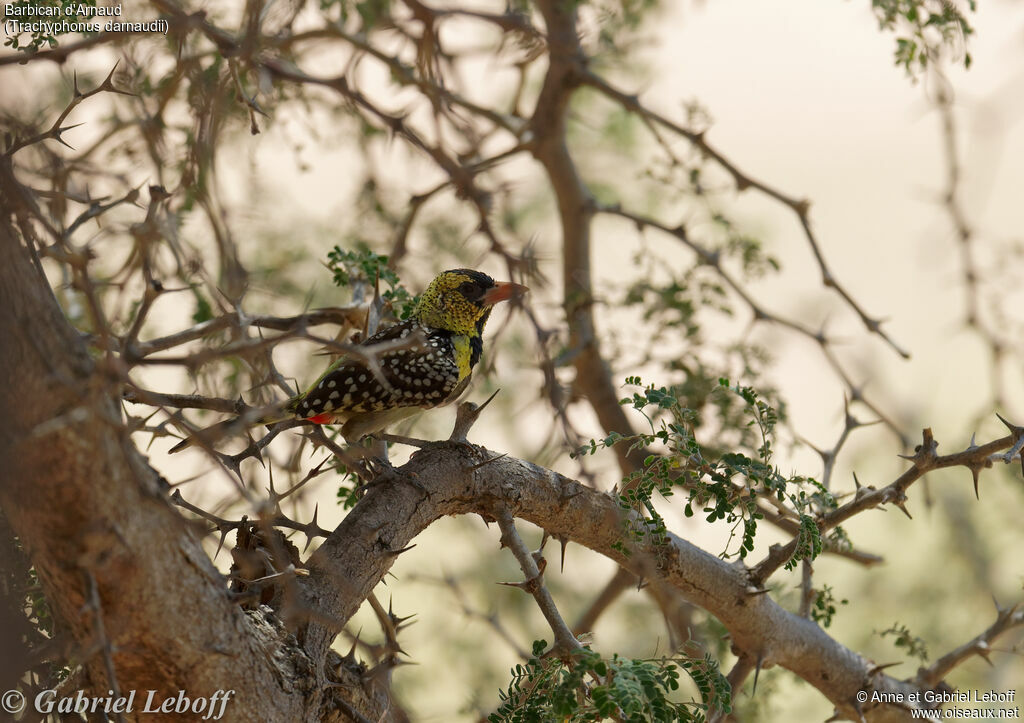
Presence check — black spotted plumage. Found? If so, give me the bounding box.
[287,319,464,419]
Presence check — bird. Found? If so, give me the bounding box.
[170,268,527,452]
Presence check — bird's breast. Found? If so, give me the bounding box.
[451,335,473,380]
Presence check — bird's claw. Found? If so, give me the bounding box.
[355,456,428,498]
[358,454,394,482]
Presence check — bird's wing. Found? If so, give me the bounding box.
[288,321,461,420]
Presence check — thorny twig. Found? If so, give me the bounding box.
[917,600,1024,687]
[496,511,581,656]
[751,425,1022,584]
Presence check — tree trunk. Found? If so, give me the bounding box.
[0,171,317,721]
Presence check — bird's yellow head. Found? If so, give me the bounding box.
[415,269,526,336]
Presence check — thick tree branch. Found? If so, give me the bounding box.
[295,434,962,722]
[530,0,646,478]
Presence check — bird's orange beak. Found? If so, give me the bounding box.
[482,281,528,305]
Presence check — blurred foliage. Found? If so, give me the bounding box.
[871,0,976,76]
[0,528,69,710]
[2,0,97,51]
[319,0,393,27]
[879,622,930,663]
[326,245,419,319]
[811,585,849,629]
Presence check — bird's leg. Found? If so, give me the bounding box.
[353,436,430,498]
[347,437,404,494]
[369,436,389,466]
[346,435,392,483]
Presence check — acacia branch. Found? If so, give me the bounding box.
[496,512,582,655]
[5,64,134,155]
[0,32,122,67]
[597,201,908,444]
[126,307,366,359]
[917,601,1024,687]
[751,427,1019,584]
[294,434,961,722]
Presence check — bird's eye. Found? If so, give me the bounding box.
[458,281,483,300]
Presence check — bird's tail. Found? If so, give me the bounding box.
[169,405,290,453]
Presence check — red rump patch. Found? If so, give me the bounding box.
[305,413,333,425]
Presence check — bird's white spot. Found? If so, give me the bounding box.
[328,380,336,389]
[358,374,366,383]
[329,391,339,400]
